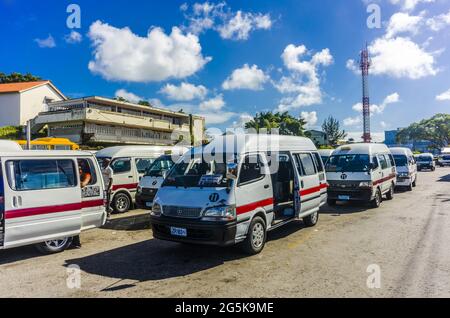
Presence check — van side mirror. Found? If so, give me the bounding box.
[226,163,238,180]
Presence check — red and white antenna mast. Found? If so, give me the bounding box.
[360,44,372,143]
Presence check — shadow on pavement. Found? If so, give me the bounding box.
[0,245,41,266]
[320,202,371,216]
[102,213,151,231]
[437,174,450,182]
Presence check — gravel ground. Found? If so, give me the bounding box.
[1,168,449,298]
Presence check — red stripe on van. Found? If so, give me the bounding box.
[236,198,274,215]
[5,200,104,220]
[373,174,396,186]
[300,183,328,196]
[112,183,138,191]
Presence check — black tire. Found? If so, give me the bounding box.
[242,216,266,255]
[412,176,417,187]
[370,189,382,208]
[327,199,337,206]
[303,210,319,227]
[35,237,73,254]
[386,184,395,200]
[432,167,436,171]
[112,193,131,213]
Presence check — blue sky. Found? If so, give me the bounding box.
[1,0,450,141]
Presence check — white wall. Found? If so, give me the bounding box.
[20,85,64,125]
[0,93,21,127]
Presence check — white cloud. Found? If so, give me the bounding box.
[275,44,333,111]
[346,132,385,143]
[199,95,226,111]
[183,2,272,40]
[160,82,208,101]
[369,37,438,79]
[436,88,450,101]
[88,21,211,82]
[352,93,400,115]
[115,89,144,104]
[232,113,254,128]
[343,116,362,127]
[65,31,83,44]
[389,0,435,11]
[426,10,450,31]
[201,111,236,125]
[222,64,269,91]
[346,59,359,74]
[301,111,318,128]
[380,121,388,128]
[386,12,423,39]
[34,34,56,48]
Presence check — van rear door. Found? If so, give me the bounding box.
[293,153,322,216]
[3,157,82,249]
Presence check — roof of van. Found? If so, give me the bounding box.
[318,149,334,156]
[389,147,413,156]
[190,134,317,155]
[95,145,190,158]
[0,150,94,157]
[0,140,23,152]
[333,143,390,156]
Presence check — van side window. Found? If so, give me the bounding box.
[386,154,395,168]
[312,152,324,173]
[136,158,154,174]
[372,156,379,170]
[78,159,97,185]
[111,158,131,174]
[378,155,388,170]
[297,153,317,176]
[239,155,264,185]
[7,160,77,191]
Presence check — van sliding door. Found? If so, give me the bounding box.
[3,158,82,249]
[293,153,321,217]
[0,161,5,247]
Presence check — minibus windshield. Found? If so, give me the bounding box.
[418,156,432,162]
[326,154,371,173]
[163,154,230,188]
[144,156,174,177]
[393,155,408,167]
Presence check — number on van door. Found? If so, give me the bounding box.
[294,153,321,215]
[3,159,82,248]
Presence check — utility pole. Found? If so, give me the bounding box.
[360,44,372,143]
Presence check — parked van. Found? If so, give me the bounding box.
[437,153,450,167]
[0,151,107,253]
[390,147,417,191]
[96,146,189,213]
[416,153,436,171]
[0,141,23,152]
[136,147,189,209]
[325,143,397,208]
[150,134,328,255]
[318,149,334,165]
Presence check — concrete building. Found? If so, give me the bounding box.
[0,81,66,127]
[31,96,205,147]
[307,130,328,147]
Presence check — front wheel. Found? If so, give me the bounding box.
[412,176,417,187]
[386,185,395,200]
[303,211,319,227]
[370,189,382,208]
[112,193,131,214]
[242,216,266,255]
[35,237,73,254]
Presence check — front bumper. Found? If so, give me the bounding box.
[418,164,434,170]
[150,215,237,246]
[135,190,158,209]
[396,177,412,186]
[327,188,374,202]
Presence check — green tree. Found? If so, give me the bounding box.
[0,72,42,83]
[397,114,450,150]
[138,100,151,106]
[245,111,307,136]
[322,116,347,146]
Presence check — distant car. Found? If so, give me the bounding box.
[438,154,450,167]
[415,153,436,171]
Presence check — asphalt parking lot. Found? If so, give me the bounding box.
[1,168,450,298]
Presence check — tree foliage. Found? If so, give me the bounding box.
[397,113,450,150]
[0,72,42,83]
[245,112,307,136]
[322,116,347,146]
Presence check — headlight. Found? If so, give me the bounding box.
[203,205,236,221]
[151,203,162,216]
[359,181,372,188]
[399,172,410,178]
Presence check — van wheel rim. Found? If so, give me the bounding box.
[311,212,318,224]
[252,223,264,248]
[116,197,129,211]
[45,238,68,250]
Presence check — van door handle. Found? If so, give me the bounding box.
[264,184,270,189]
[128,176,133,179]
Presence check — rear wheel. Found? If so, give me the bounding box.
[303,210,319,227]
[242,216,266,255]
[35,237,73,254]
[113,193,131,213]
[386,184,395,200]
[370,189,382,208]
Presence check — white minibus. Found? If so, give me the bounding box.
[416,153,436,171]
[390,147,417,191]
[0,151,107,253]
[325,143,397,208]
[96,146,187,213]
[0,141,22,152]
[150,134,328,255]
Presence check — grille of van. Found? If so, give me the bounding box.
[328,180,361,189]
[162,206,203,219]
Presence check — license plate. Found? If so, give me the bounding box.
[338,195,350,201]
[170,227,187,237]
[146,202,153,208]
